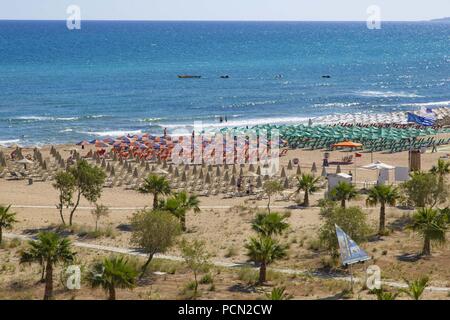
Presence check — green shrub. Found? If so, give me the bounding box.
[200,273,214,284]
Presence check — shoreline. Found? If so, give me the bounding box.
[2,106,450,148]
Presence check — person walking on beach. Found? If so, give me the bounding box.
[219,116,223,123]
[163,127,167,137]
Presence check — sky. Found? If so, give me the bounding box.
[0,0,449,21]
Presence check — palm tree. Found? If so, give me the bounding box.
[265,287,292,300]
[295,174,321,207]
[138,174,171,209]
[245,236,287,284]
[87,256,137,300]
[430,159,450,184]
[330,181,358,208]
[163,191,200,231]
[0,204,17,244]
[251,212,289,237]
[409,208,448,256]
[20,232,75,300]
[401,276,429,300]
[366,185,400,235]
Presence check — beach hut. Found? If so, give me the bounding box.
[256,166,261,175]
[232,165,237,174]
[223,171,229,182]
[205,172,211,184]
[199,169,204,180]
[230,175,236,186]
[336,165,342,174]
[280,167,286,178]
[192,165,197,175]
[133,167,139,178]
[110,166,115,176]
[249,164,255,172]
[296,165,301,175]
[311,162,317,174]
[216,166,221,176]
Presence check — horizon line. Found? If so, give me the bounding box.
[0,18,446,23]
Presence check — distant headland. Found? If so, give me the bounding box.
[429,17,450,22]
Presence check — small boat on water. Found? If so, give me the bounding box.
[220,75,229,79]
[178,75,201,79]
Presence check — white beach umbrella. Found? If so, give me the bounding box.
[362,161,395,170]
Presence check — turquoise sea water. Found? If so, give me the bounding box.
[0,21,449,145]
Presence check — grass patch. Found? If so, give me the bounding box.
[199,273,214,284]
[224,246,238,258]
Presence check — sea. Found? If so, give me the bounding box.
[0,20,449,146]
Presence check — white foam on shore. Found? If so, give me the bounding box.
[400,100,450,107]
[160,116,311,130]
[17,116,78,121]
[79,129,144,137]
[0,139,21,146]
[355,90,424,98]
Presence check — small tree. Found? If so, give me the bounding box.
[330,181,358,208]
[88,256,137,300]
[296,173,321,207]
[138,174,171,209]
[401,276,429,300]
[68,160,106,226]
[180,239,211,297]
[162,191,200,231]
[409,208,448,256]
[53,171,75,225]
[263,180,283,213]
[245,236,287,284]
[319,203,372,258]
[91,203,109,232]
[366,184,400,235]
[251,212,289,237]
[20,232,76,300]
[130,210,181,278]
[0,204,17,244]
[401,171,445,208]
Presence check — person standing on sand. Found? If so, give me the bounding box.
[163,127,167,137]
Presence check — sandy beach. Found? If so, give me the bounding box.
[1,138,450,299]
